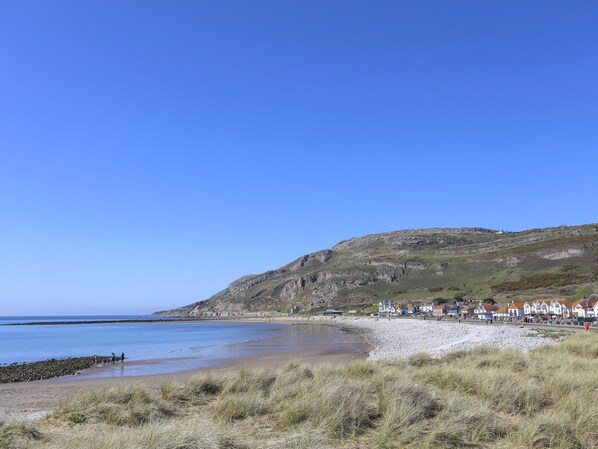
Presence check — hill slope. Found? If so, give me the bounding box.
[157,224,598,316]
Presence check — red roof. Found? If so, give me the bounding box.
[478,303,499,312]
[573,298,590,308]
[553,299,573,308]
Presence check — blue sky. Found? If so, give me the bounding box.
[1,1,597,315]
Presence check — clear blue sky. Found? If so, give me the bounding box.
[1,1,597,315]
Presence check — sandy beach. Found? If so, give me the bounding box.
[0,322,368,423]
[0,317,566,423]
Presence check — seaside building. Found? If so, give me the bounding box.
[547,299,572,318]
[493,305,509,319]
[322,309,343,316]
[447,305,460,317]
[420,304,434,314]
[524,300,549,316]
[460,305,476,319]
[475,303,499,320]
[508,302,525,318]
[378,300,396,316]
[433,305,448,317]
[572,298,593,318]
[523,301,533,316]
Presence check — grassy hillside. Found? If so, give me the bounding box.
[158,224,598,316]
[7,332,598,449]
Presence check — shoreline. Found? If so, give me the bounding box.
[0,320,369,423]
[0,315,576,423]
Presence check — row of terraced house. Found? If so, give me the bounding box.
[474,296,598,321]
[377,300,418,316]
[378,296,598,321]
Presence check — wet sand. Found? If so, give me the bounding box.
[0,322,369,422]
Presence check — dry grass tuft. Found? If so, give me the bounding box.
[22,332,598,448]
[213,393,269,422]
[55,385,175,426]
[160,374,223,405]
[221,368,277,396]
[266,425,332,449]
[37,419,245,449]
[0,422,43,449]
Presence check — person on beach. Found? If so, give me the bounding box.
[111,353,116,364]
[121,352,125,363]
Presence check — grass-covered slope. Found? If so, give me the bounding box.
[159,224,598,316]
[17,332,598,449]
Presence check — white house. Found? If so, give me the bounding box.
[536,300,549,315]
[420,304,434,314]
[475,303,499,320]
[524,301,533,316]
[493,305,509,319]
[378,300,395,316]
[525,300,550,316]
[548,299,572,317]
[572,299,591,317]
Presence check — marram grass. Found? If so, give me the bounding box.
[0,422,43,449]
[8,332,598,449]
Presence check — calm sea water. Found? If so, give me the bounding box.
[0,316,297,377]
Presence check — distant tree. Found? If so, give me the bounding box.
[484,297,496,305]
[434,297,449,305]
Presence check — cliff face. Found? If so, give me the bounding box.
[156,225,598,317]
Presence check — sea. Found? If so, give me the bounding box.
[0,316,352,379]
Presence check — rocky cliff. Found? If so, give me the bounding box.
[156,224,598,317]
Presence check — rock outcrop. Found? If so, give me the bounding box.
[156,225,598,317]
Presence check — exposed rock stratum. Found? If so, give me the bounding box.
[156,225,598,317]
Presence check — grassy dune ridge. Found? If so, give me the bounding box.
[3,333,598,449]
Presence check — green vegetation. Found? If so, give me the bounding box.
[492,272,588,292]
[15,333,598,449]
[527,328,575,340]
[160,224,598,316]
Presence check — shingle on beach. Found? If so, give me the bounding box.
[344,319,556,360]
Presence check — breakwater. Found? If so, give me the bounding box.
[0,319,184,326]
[0,356,110,383]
